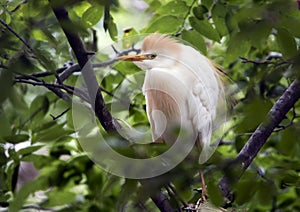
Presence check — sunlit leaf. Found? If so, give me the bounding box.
[82,5,103,27]
[156,0,188,18]
[145,15,181,34]
[189,17,220,42]
[31,29,49,41]
[108,15,118,41]
[72,1,91,17]
[43,187,76,207]
[181,30,207,55]
[17,143,44,156]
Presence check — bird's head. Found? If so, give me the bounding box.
[116,33,181,70]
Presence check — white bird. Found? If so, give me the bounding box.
[117,33,225,199]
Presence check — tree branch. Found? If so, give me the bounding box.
[218,79,300,200]
[51,5,121,132]
[49,4,175,211]
[0,18,33,52]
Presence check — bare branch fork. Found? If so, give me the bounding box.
[49,3,175,211]
[218,79,300,200]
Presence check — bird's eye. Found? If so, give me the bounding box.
[147,54,157,60]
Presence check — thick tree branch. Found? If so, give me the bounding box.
[49,4,174,211]
[218,79,300,200]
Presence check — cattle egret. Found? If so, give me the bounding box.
[117,33,225,200]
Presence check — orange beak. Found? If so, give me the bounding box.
[116,54,148,62]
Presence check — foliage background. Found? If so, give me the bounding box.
[0,0,300,211]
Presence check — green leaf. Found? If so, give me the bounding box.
[156,0,188,18]
[211,2,227,18]
[212,3,228,37]
[4,134,29,144]
[108,15,118,41]
[114,60,141,75]
[30,95,50,129]
[225,32,251,62]
[0,11,11,24]
[225,12,239,34]
[72,1,91,17]
[213,17,228,37]
[0,70,13,104]
[280,15,300,38]
[17,144,44,156]
[9,88,29,114]
[234,178,258,205]
[255,180,275,207]
[34,123,72,143]
[8,177,48,212]
[21,154,50,169]
[201,0,214,8]
[276,28,298,59]
[277,127,298,157]
[236,97,272,133]
[0,111,11,139]
[207,181,223,207]
[122,28,139,49]
[35,48,57,71]
[181,30,207,55]
[145,15,181,34]
[193,5,208,20]
[189,17,220,42]
[31,29,49,41]
[43,188,76,207]
[82,5,103,27]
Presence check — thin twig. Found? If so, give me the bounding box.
[0,18,34,52]
[14,78,89,102]
[174,0,197,37]
[10,0,28,13]
[50,108,70,120]
[240,56,289,66]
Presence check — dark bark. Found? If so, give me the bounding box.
[218,79,300,200]
[49,4,174,211]
[51,6,120,132]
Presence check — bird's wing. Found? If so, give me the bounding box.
[187,81,216,163]
[183,57,221,163]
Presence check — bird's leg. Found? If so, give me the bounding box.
[200,171,207,202]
